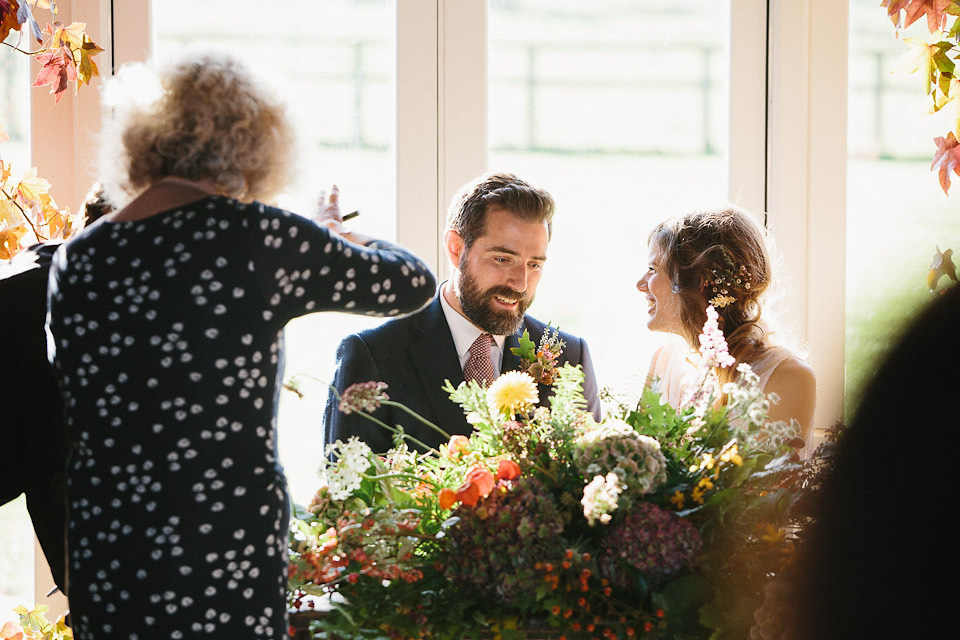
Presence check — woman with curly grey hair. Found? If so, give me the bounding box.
[636,206,816,446]
[47,50,435,639]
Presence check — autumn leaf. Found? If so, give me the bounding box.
[53,22,103,89]
[32,46,75,103]
[884,0,958,33]
[0,0,20,42]
[931,131,960,193]
[0,226,27,260]
[73,36,104,88]
[15,0,42,42]
[16,166,52,203]
[0,196,23,228]
[926,245,957,290]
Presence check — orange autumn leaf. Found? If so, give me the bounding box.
[0,620,25,640]
[0,0,19,43]
[0,226,26,260]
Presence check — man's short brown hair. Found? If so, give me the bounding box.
[445,173,554,251]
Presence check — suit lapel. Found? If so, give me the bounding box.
[409,296,469,433]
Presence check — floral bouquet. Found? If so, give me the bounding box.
[288,308,829,639]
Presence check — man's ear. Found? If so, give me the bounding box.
[444,230,465,268]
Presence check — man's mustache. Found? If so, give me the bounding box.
[484,285,529,304]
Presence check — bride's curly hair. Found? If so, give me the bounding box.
[649,206,773,383]
[100,50,293,205]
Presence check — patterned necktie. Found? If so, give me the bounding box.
[464,332,495,387]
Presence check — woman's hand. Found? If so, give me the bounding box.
[312,185,373,245]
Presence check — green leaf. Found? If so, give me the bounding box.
[509,329,537,360]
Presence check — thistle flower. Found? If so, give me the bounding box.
[339,381,389,414]
[487,371,539,416]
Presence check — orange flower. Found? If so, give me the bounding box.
[455,466,495,507]
[495,458,521,482]
[446,435,470,458]
[438,488,458,509]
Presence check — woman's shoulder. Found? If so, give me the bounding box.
[766,355,816,390]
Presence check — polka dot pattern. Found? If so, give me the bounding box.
[47,196,435,639]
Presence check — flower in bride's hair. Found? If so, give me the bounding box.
[698,306,735,369]
[487,371,539,416]
[339,381,389,414]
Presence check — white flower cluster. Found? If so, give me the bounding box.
[743,418,801,454]
[575,419,668,498]
[324,436,373,500]
[581,472,624,526]
[722,363,769,430]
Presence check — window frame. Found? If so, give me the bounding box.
[30,0,848,604]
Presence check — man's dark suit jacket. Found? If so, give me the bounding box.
[324,291,602,453]
[0,243,68,590]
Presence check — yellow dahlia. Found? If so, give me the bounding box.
[487,371,538,416]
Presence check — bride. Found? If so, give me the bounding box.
[636,205,816,446]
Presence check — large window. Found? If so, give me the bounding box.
[488,0,732,395]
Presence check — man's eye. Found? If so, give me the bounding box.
[529,263,543,271]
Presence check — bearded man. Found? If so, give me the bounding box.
[323,173,601,453]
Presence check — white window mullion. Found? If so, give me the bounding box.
[437,0,487,282]
[765,0,848,434]
[396,0,441,271]
[728,0,768,214]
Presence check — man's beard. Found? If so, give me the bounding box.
[457,266,532,335]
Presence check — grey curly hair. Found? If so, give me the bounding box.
[100,50,294,205]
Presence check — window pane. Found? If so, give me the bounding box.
[152,0,396,505]
[0,33,35,614]
[488,0,731,396]
[846,0,960,410]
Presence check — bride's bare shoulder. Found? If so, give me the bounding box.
[765,356,816,437]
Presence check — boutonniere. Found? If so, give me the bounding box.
[511,324,565,385]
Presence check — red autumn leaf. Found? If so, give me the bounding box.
[495,459,521,482]
[883,0,955,33]
[32,46,75,103]
[0,0,20,42]
[931,131,960,193]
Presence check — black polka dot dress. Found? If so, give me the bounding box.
[46,196,434,639]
